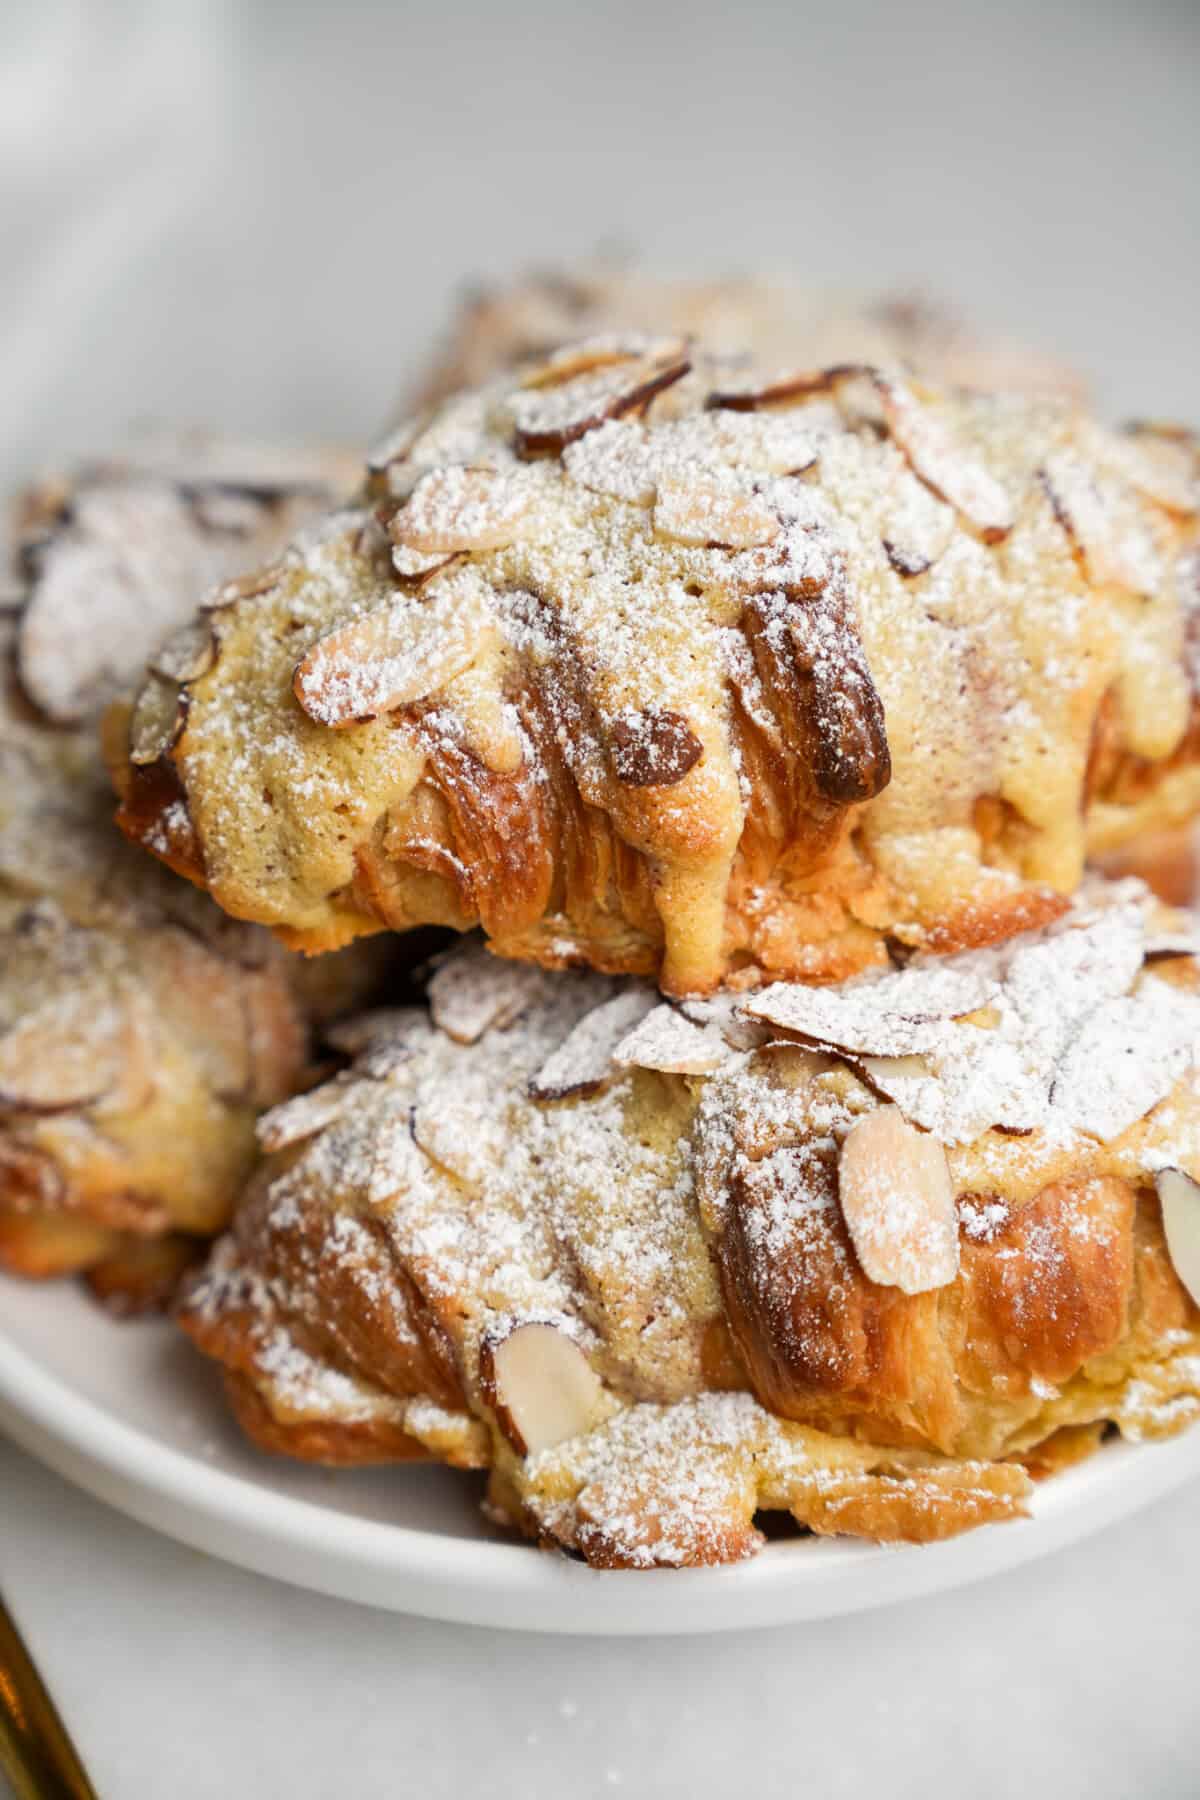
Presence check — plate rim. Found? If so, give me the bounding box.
[3,1307,1200,1636]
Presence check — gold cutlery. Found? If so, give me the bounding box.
[0,1592,98,1800]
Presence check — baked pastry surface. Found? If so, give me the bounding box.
[417,269,1085,407]
[118,347,1200,993]
[0,446,381,1299]
[178,881,1200,1566]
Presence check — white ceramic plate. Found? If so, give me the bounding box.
[3,1274,1199,1635]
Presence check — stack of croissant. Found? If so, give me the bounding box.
[6,272,1200,1568]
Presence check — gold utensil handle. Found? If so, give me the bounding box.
[0,1595,98,1800]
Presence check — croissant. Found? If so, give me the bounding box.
[116,345,1200,996]
[177,882,1200,1567]
[0,447,387,1303]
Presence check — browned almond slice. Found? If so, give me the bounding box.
[519,334,682,390]
[389,464,537,555]
[879,471,956,578]
[528,988,657,1100]
[479,1321,607,1456]
[609,707,704,787]
[653,474,780,548]
[510,344,691,457]
[428,945,552,1045]
[1156,1168,1200,1305]
[128,672,189,766]
[837,1105,959,1293]
[1040,451,1158,592]
[149,617,216,683]
[293,567,490,727]
[875,376,1012,542]
[611,1003,733,1075]
[705,363,857,412]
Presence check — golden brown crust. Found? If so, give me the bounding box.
[120,351,1200,995]
[222,1371,434,1467]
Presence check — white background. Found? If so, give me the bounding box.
[2,0,1199,1794]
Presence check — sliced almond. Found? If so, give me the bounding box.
[1049,982,1200,1140]
[1039,452,1156,593]
[479,1321,607,1456]
[428,945,550,1045]
[128,672,189,766]
[1155,1168,1200,1305]
[612,1004,734,1076]
[705,364,848,412]
[837,1105,959,1294]
[149,617,216,684]
[528,987,657,1100]
[509,342,690,457]
[388,464,537,556]
[879,470,956,579]
[324,1006,427,1079]
[0,989,132,1113]
[740,964,999,1057]
[859,1052,934,1093]
[653,474,780,548]
[1113,429,1198,518]
[257,1079,354,1152]
[410,1100,503,1192]
[293,566,491,728]
[875,375,1012,542]
[609,707,704,787]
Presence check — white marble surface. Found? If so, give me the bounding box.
[4,0,1200,1793]
[2,1439,1199,1799]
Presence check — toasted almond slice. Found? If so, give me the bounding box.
[879,470,956,578]
[128,671,189,766]
[837,1105,959,1294]
[293,567,491,727]
[1049,983,1200,1140]
[258,1081,353,1152]
[705,363,852,412]
[428,945,551,1045]
[653,474,780,548]
[860,1052,934,1094]
[612,1003,734,1076]
[1156,1168,1200,1305]
[149,617,216,684]
[479,1321,607,1456]
[740,964,998,1057]
[875,375,1012,542]
[510,344,690,457]
[1039,451,1156,592]
[519,333,682,390]
[389,464,537,556]
[528,987,657,1100]
[410,1100,503,1192]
